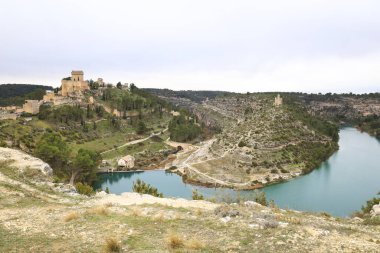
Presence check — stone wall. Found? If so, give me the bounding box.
[23,100,42,114]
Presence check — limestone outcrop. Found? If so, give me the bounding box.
[371,204,380,217]
[0,147,53,176]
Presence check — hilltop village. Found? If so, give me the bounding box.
[0,70,130,119]
[0,71,183,180]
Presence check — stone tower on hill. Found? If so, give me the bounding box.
[274,94,283,107]
[61,70,89,97]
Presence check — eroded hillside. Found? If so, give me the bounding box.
[167,93,338,189]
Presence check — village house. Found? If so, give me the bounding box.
[96,78,105,88]
[117,155,135,169]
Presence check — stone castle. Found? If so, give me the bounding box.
[61,71,89,97]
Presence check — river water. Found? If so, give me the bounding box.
[94,127,380,217]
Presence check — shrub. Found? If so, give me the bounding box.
[186,238,204,250]
[361,195,380,214]
[254,190,268,206]
[64,212,79,222]
[192,189,204,200]
[75,182,95,196]
[280,168,289,173]
[105,187,110,194]
[270,169,278,174]
[363,217,380,226]
[87,206,108,216]
[104,238,121,253]
[166,233,184,249]
[238,140,247,147]
[132,179,163,197]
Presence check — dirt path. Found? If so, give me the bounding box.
[100,128,168,155]
[87,192,219,210]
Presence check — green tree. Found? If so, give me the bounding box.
[116,82,122,89]
[70,149,101,185]
[132,179,163,197]
[34,132,70,172]
[136,120,147,134]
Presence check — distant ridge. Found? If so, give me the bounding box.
[0,84,53,106]
[0,84,53,99]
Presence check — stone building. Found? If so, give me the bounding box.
[274,94,283,107]
[23,100,42,114]
[97,78,105,87]
[117,155,135,169]
[61,70,89,97]
[42,90,55,103]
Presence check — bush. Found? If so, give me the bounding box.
[363,217,380,226]
[104,238,121,253]
[192,189,204,200]
[75,182,95,196]
[254,190,268,206]
[361,193,380,214]
[166,233,184,249]
[132,179,163,197]
[64,212,79,222]
[238,140,247,147]
[270,169,278,174]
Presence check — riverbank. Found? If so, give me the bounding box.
[95,128,380,217]
[165,138,337,191]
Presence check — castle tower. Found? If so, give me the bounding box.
[274,94,283,107]
[61,70,89,97]
[71,70,84,81]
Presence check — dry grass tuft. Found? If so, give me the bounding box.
[152,213,165,221]
[194,209,203,216]
[166,233,184,249]
[278,215,301,225]
[131,208,142,217]
[185,238,204,250]
[104,238,121,253]
[64,212,79,222]
[87,206,108,216]
[104,202,114,208]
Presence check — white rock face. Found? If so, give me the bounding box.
[371,204,380,217]
[0,147,53,176]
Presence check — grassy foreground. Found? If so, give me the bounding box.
[1,163,380,253]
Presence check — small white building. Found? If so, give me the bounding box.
[117,155,135,169]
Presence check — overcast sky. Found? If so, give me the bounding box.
[1,0,379,93]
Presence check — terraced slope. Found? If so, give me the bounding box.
[169,93,338,189]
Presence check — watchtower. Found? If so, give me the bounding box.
[71,70,84,81]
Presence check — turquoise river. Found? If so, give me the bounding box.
[94,127,380,217]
